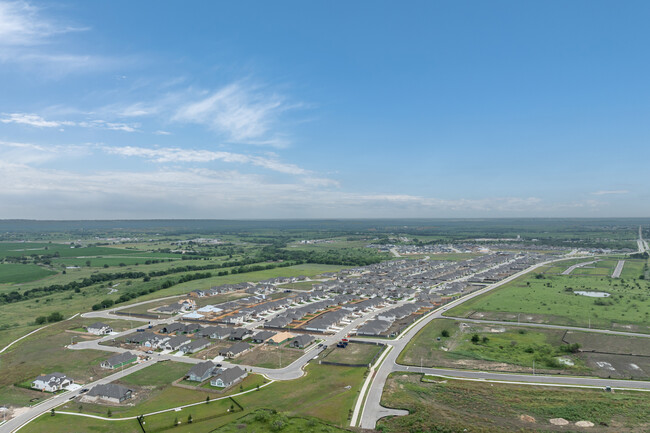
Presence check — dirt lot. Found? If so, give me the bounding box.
[230,344,304,368]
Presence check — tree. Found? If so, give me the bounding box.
[187,414,193,424]
[471,334,480,344]
[35,316,47,325]
[47,312,64,323]
[174,417,179,426]
[441,329,450,338]
[50,409,55,416]
[107,409,112,418]
[206,395,210,404]
[482,336,489,343]
[85,260,91,267]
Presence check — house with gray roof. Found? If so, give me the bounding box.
[164,335,192,351]
[101,352,137,369]
[252,330,276,343]
[186,361,216,382]
[85,384,133,403]
[291,334,315,349]
[86,322,113,335]
[219,342,251,358]
[178,338,211,354]
[210,366,247,388]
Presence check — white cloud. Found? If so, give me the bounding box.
[1,113,139,132]
[0,0,86,47]
[173,82,295,147]
[591,190,629,196]
[103,145,309,175]
[153,130,171,135]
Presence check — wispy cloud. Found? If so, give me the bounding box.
[103,145,310,175]
[591,190,629,196]
[173,82,296,147]
[0,0,87,47]
[0,113,139,132]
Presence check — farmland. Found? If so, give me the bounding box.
[0,264,56,284]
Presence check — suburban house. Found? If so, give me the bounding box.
[291,334,315,349]
[199,326,231,340]
[186,361,216,382]
[164,335,192,351]
[219,342,251,358]
[86,322,113,335]
[126,332,167,348]
[31,373,73,392]
[356,319,391,336]
[251,330,276,343]
[178,338,211,354]
[85,384,133,404]
[210,366,247,388]
[229,328,252,341]
[100,351,137,369]
[188,289,206,298]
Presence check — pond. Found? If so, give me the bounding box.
[574,291,610,298]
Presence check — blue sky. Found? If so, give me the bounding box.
[1,1,649,218]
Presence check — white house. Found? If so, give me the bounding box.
[31,373,73,392]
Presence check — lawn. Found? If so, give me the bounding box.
[0,264,57,284]
[210,410,352,433]
[447,259,650,332]
[378,373,650,433]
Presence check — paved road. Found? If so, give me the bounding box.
[1,360,155,433]
[392,365,650,390]
[561,260,597,275]
[440,317,650,338]
[611,260,626,278]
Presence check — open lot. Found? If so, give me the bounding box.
[321,342,384,366]
[447,259,650,332]
[229,344,304,369]
[378,373,650,433]
[399,319,589,375]
[0,317,135,407]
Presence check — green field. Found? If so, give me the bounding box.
[398,319,587,374]
[447,258,650,332]
[378,373,650,433]
[23,362,368,433]
[0,264,56,284]
[321,342,384,365]
[0,317,134,407]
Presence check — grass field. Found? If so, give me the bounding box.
[378,373,650,433]
[23,362,367,433]
[0,264,56,284]
[398,319,589,374]
[447,258,650,332]
[321,342,384,365]
[211,410,351,433]
[0,317,134,407]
